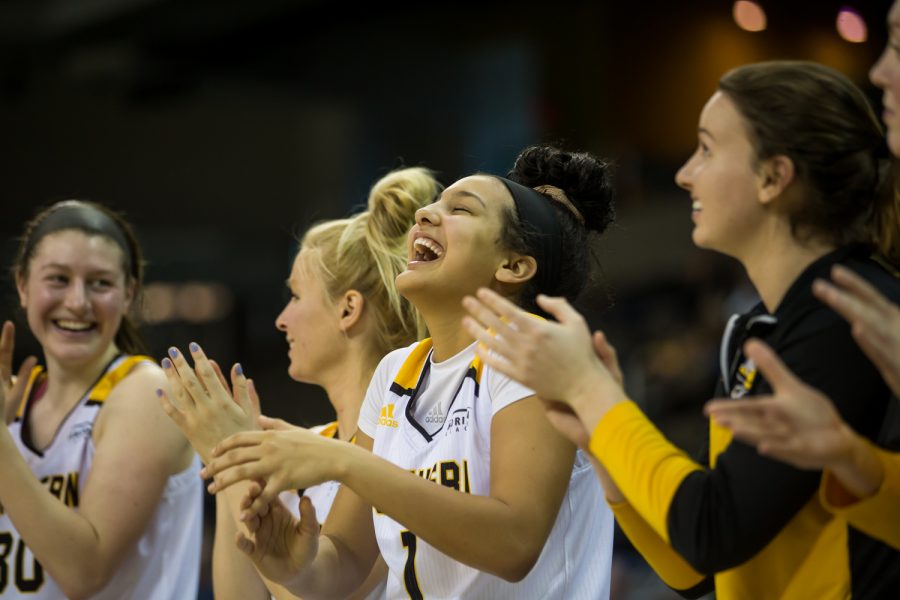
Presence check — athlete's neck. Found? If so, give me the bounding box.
[321,349,378,442]
[41,344,120,410]
[743,236,835,313]
[421,307,475,363]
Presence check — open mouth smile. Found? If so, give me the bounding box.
[412,236,445,263]
[52,319,97,333]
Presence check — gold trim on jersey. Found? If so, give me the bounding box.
[392,339,484,393]
[393,340,434,390]
[472,352,484,385]
[315,420,358,444]
[16,355,153,419]
[87,356,152,403]
[317,421,339,439]
[15,368,44,419]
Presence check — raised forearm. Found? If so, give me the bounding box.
[821,443,900,550]
[277,533,370,600]
[586,451,625,503]
[611,500,708,590]
[825,425,884,499]
[0,434,119,598]
[213,492,270,600]
[588,401,702,540]
[337,445,556,581]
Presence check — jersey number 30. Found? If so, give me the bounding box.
[0,532,44,594]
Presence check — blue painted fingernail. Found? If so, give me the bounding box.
[161,358,172,369]
[168,347,179,359]
[156,388,163,397]
[189,342,199,353]
[235,363,243,377]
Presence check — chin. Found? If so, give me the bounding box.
[47,344,105,365]
[395,270,427,301]
[690,228,708,249]
[287,363,318,385]
[287,364,304,382]
[888,131,900,158]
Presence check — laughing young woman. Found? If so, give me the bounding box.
[185,146,618,599]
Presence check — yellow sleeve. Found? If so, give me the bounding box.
[820,443,900,551]
[610,499,707,590]
[589,400,704,542]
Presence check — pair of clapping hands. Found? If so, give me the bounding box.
[158,344,345,525]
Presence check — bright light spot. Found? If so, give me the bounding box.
[177,282,234,323]
[141,281,234,324]
[733,1,766,32]
[142,283,177,324]
[836,7,867,43]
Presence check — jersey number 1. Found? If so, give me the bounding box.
[0,532,44,594]
[400,530,423,600]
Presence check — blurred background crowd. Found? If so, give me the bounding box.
[0,1,890,597]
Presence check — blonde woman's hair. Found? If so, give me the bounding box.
[301,167,438,354]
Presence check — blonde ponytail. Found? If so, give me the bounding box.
[302,167,439,355]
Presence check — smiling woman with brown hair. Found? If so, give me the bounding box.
[0,200,201,600]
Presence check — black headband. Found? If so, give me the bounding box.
[26,201,135,278]
[495,177,562,296]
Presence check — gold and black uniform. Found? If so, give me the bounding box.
[590,245,900,599]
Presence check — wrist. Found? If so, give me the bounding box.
[331,441,365,484]
[569,371,626,434]
[828,426,883,499]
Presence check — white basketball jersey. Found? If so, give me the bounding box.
[0,355,203,599]
[358,340,614,600]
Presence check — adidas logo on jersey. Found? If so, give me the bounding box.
[425,405,445,425]
[378,403,399,428]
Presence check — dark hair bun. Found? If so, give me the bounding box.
[508,145,615,234]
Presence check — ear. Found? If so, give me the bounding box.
[757,155,795,205]
[123,278,136,310]
[495,254,538,285]
[16,274,27,309]
[337,290,365,333]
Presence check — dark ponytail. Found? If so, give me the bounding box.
[504,145,615,312]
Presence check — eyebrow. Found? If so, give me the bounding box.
[39,263,116,276]
[39,263,70,271]
[698,127,716,141]
[448,190,487,208]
